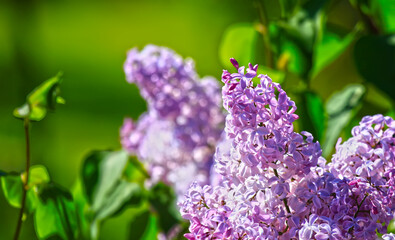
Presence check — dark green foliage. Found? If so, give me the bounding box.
[279,0,299,19]
[128,210,159,240]
[303,91,326,142]
[148,183,181,234]
[354,35,395,99]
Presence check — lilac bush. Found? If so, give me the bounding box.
[180,59,395,239]
[121,45,224,197]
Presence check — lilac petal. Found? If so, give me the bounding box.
[230,58,239,69]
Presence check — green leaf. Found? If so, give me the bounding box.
[387,108,395,119]
[351,0,395,33]
[255,66,286,84]
[24,165,51,188]
[312,26,358,77]
[279,0,299,19]
[354,35,395,100]
[322,84,366,157]
[376,0,395,33]
[1,165,50,213]
[389,219,395,233]
[93,181,141,221]
[269,23,312,78]
[124,156,150,182]
[128,210,159,240]
[13,72,65,121]
[35,183,78,240]
[148,183,181,234]
[284,0,327,51]
[81,150,145,239]
[1,173,24,208]
[305,92,325,142]
[271,0,327,79]
[1,168,76,239]
[71,180,91,239]
[219,23,259,70]
[284,40,310,76]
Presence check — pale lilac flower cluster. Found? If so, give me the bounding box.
[121,45,224,197]
[180,59,395,239]
[383,233,395,240]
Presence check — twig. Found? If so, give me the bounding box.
[254,0,274,68]
[14,118,31,240]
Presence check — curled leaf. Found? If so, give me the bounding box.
[13,72,65,121]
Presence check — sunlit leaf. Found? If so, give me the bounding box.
[387,108,395,119]
[312,26,358,77]
[1,173,23,209]
[376,0,395,33]
[35,183,78,240]
[322,84,366,157]
[219,23,259,70]
[23,165,51,188]
[148,182,181,234]
[218,22,285,84]
[13,72,64,121]
[354,35,395,99]
[389,219,395,233]
[124,156,150,182]
[255,66,285,84]
[1,165,50,214]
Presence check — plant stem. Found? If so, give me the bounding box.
[273,169,291,214]
[13,118,30,240]
[353,193,368,218]
[255,0,273,68]
[354,3,380,35]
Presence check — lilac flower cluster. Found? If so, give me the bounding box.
[121,45,224,197]
[180,59,395,239]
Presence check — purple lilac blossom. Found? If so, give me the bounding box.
[323,114,395,237]
[180,59,395,239]
[121,45,224,197]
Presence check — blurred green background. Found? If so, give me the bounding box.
[0,0,393,239]
[0,0,257,239]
